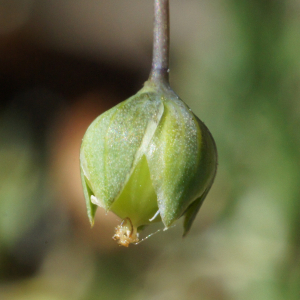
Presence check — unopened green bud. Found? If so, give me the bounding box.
[80,80,217,246]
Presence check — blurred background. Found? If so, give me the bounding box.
[0,0,300,299]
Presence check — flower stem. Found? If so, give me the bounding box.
[149,0,170,86]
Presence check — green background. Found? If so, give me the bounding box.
[0,1,299,299]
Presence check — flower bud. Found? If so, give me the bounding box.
[80,81,217,246]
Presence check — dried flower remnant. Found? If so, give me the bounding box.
[112,218,139,247]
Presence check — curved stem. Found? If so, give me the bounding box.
[149,0,170,85]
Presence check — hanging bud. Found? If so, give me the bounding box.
[80,80,217,246]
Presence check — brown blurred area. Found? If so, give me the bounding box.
[0,0,155,295]
[1,1,300,300]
